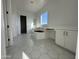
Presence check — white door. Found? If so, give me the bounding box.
[64,31,77,53]
[56,30,65,47]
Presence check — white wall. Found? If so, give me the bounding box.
[11,0,21,37]
[6,0,14,46]
[10,13,20,37]
[3,0,9,47]
[34,15,41,28]
[11,0,35,35]
[1,11,6,59]
[35,0,78,29]
[75,41,78,59]
[5,0,35,46]
[17,10,35,33]
[1,0,6,59]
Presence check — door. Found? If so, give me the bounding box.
[56,30,65,47]
[20,15,27,34]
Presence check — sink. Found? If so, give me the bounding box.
[34,30,44,32]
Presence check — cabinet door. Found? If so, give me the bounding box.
[64,31,77,53]
[45,31,50,39]
[50,30,55,40]
[72,31,77,52]
[56,30,65,47]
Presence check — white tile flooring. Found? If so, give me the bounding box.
[6,33,75,59]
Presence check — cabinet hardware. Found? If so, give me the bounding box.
[63,31,65,36]
[66,32,68,36]
[6,11,8,14]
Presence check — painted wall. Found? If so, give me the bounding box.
[10,13,20,37]
[11,0,35,36]
[17,10,35,33]
[35,0,78,29]
[75,41,78,59]
[3,0,9,47]
[5,0,35,46]
[1,10,6,59]
[34,15,41,28]
[1,0,6,59]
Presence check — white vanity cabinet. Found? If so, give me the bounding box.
[56,30,65,47]
[45,29,55,40]
[56,29,78,53]
[64,31,78,52]
[35,32,45,40]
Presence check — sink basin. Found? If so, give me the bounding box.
[34,30,44,32]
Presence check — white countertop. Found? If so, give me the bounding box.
[47,26,78,31]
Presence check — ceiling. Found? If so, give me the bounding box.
[13,0,48,13]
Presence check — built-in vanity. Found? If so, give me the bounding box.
[34,27,77,53]
[52,27,78,53]
[34,27,55,40]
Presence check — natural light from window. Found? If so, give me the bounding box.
[40,11,48,27]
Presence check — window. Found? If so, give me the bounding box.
[40,11,48,27]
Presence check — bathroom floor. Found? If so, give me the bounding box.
[6,33,75,59]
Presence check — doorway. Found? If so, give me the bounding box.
[20,15,27,34]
